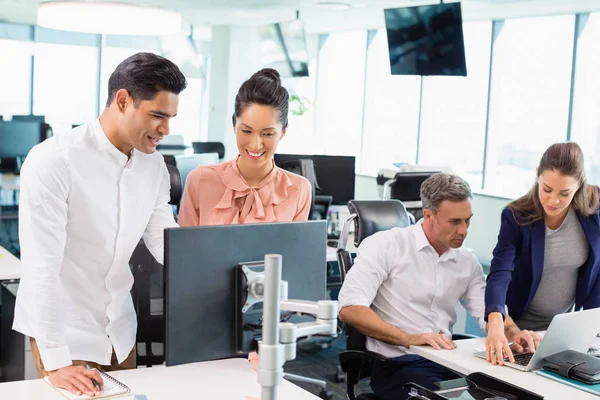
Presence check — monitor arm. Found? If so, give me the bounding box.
[240,254,338,400]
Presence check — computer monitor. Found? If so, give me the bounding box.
[173,153,219,191]
[0,121,44,158]
[390,171,439,202]
[384,3,467,76]
[164,220,327,366]
[274,154,356,205]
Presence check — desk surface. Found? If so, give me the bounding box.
[411,337,598,400]
[0,358,320,399]
[0,245,20,281]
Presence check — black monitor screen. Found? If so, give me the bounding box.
[0,121,43,158]
[258,19,309,78]
[384,3,466,76]
[274,153,356,205]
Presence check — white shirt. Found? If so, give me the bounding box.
[13,120,177,371]
[338,220,486,358]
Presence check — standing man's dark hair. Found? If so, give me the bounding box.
[232,68,289,130]
[106,52,187,107]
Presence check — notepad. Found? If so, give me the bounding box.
[535,369,600,396]
[44,369,131,400]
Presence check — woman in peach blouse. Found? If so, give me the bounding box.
[178,68,312,226]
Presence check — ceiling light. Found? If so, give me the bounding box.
[313,2,351,11]
[37,1,182,36]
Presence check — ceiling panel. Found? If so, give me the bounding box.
[0,0,599,32]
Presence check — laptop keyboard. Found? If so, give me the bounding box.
[511,352,534,366]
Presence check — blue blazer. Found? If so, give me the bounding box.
[485,206,600,321]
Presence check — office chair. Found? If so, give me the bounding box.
[381,171,439,222]
[336,200,474,400]
[129,163,182,367]
[192,141,225,160]
[277,158,332,221]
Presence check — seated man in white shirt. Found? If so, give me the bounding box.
[338,173,486,400]
[13,52,186,397]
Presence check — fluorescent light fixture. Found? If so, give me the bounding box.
[37,1,182,36]
[313,2,351,10]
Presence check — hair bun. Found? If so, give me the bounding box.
[251,68,281,86]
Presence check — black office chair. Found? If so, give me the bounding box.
[192,141,225,160]
[129,163,182,367]
[336,200,474,400]
[277,158,332,221]
[382,171,440,222]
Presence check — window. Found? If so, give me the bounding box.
[313,31,367,159]
[277,34,319,155]
[33,42,99,128]
[0,39,33,117]
[418,21,492,189]
[484,16,575,197]
[169,77,203,143]
[570,14,600,185]
[360,30,421,176]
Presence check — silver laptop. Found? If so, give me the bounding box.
[474,308,600,371]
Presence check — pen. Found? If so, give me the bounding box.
[84,364,101,391]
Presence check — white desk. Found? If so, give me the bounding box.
[411,337,598,400]
[0,245,20,281]
[0,358,321,399]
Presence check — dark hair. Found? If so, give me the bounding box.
[106,52,187,107]
[232,68,289,130]
[420,173,472,213]
[509,142,599,224]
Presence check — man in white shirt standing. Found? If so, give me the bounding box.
[338,173,487,400]
[13,52,186,397]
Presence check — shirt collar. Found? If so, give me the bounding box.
[91,119,131,167]
[413,219,457,262]
[212,157,293,220]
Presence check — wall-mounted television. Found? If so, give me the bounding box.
[384,3,467,76]
[258,19,309,78]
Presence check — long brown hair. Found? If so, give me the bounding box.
[509,142,599,224]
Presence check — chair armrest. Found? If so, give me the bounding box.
[339,349,388,372]
[452,333,478,340]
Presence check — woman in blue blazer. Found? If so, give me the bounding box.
[485,142,600,365]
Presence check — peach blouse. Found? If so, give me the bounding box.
[178,157,312,226]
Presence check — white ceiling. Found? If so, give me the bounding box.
[1,0,599,33]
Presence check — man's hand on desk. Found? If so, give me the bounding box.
[48,365,104,397]
[403,331,456,350]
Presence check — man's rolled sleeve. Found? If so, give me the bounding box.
[338,232,393,311]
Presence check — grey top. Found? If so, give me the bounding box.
[516,207,589,331]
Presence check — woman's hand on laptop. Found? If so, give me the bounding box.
[507,329,541,354]
[485,312,514,365]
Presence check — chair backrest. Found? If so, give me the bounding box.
[166,164,182,206]
[277,159,322,220]
[192,141,225,159]
[348,200,414,248]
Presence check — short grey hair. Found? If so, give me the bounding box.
[420,173,472,213]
